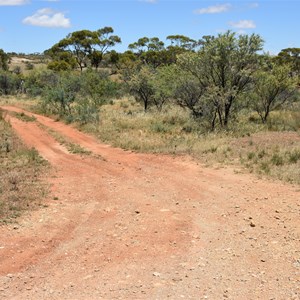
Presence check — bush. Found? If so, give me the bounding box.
[0,71,22,95]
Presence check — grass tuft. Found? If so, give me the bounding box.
[0,115,48,223]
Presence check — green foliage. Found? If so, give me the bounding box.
[47,60,74,72]
[45,47,77,71]
[74,98,100,125]
[41,72,80,116]
[94,26,122,54]
[129,37,164,53]
[127,66,155,111]
[288,149,300,163]
[250,61,297,123]
[30,69,119,124]
[128,37,179,68]
[45,27,121,71]
[166,35,198,51]
[176,31,264,129]
[150,65,175,110]
[25,68,59,97]
[0,49,10,71]
[276,47,300,79]
[79,69,120,105]
[0,71,22,95]
[271,153,284,166]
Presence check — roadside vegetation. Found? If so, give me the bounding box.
[0,28,300,187]
[0,109,48,223]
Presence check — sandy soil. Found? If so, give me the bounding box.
[0,106,299,299]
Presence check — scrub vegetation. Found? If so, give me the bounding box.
[1,28,300,191]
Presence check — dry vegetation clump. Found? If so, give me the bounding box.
[81,97,300,184]
[0,109,48,223]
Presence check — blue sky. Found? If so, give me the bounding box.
[0,0,299,55]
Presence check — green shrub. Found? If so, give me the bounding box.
[271,153,284,166]
[288,150,300,164]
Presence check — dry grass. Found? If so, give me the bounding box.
[2,96,300,186]
[9,56,47,75]
[0,109,48,223]
[38,123,92,156]
[81,97,300,184]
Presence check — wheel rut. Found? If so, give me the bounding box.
[0,105,299,299]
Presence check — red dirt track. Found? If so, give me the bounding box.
[0,106,299,299]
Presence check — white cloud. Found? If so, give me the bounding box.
[229,20,256,29]
[22,8,71,28]
[0,0,28,5]
[194,3,231,14]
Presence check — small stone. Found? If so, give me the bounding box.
[250,222,256,227]
[153,272,161,277]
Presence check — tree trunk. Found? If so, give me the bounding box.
[224,97,233,127]
[211,110,217,131]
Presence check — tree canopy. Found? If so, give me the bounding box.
[45,27,121,71]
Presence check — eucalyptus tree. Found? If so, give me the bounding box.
[46,27,121,71]
[276,47,300,79]
[166,35,197,51]
[128,37,165,54]
[128,37,168,67]
[56,29,97,72]
[45,46,77,71]
[89,27,121,69]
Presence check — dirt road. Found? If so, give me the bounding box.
[0,106,299,299]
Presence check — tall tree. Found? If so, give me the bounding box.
[177,31,264,128]
[55,29,97,72]
[89,27,122,69]
[128,37,164,54]
[166,35,197,51]
[128,37,168,67]
[46,27,121,71]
